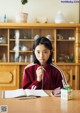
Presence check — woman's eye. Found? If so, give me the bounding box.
[44,51,48,53]
[37,51,40,54]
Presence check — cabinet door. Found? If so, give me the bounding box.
[9,29,33,63]
[9,28,55,63]
[56,29,75,63]
[19,65,25,88]
[0,29,8,62]
[0,65,19,90]
[58,65,76,89]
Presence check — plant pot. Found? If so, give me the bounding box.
[15,12,28,23]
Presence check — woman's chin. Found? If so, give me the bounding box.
[40,62,46,66]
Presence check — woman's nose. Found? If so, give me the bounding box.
[40,52,43,57]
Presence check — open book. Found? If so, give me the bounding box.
[3,89,49,98]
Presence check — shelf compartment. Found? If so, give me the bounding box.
[56,41,75,63]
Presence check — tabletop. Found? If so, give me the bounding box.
[0,90,80,113]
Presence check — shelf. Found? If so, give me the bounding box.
[0,44,8,46]
[56,40,75,42]
[0,23,80,89]
[9,50,32,53]
[10,39,34,41]
[0,23,79,64]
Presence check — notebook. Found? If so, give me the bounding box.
[3,89,49,98]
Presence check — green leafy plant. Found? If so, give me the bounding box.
[20,0,28,12]
[21,0,28,5]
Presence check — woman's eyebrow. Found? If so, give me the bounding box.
[36,50,48,51]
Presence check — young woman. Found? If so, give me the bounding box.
[22,37,68,90]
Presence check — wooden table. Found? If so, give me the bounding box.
[0,90,80,113]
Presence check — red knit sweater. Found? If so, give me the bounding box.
[22,63,67,90]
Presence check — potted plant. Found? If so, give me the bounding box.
[21,0,28,11]
[16,0,28,22]
[21,0,28,5]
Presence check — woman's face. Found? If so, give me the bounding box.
[34,44,51,65]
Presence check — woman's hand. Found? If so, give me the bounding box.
[36,66,44,82]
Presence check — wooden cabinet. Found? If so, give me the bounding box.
[0,64,19,90]
[56,28,75,63]
[57,64,79,89]
[0,23,80,89]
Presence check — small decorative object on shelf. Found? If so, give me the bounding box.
[15,13,28,23]
[46,35,52,40]
[14,30,20,62]
[15,0,28,23]
[4,14,7,23]
[34,35,40,40]
[0,36,6,44]
[36,17,48,23]
[68,37,75,40]
[14,30,20,39]
[23,33,29,39]
[2,53,6,62]
[21,45,28,51]
[69,53,74,62]
[19,56,25,62]
[25,56,28,62]
[54,11,66,23]
[57,34,63,40]
[30,54,33,62]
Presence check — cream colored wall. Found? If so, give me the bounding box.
[0,0,79,23]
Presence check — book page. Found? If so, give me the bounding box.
[4,89,25,98]
[25,89,49,97]
[4,89,49,98]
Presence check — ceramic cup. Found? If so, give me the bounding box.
[46,35,52,40]
[34,35,39,40]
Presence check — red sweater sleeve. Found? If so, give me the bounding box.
[22,67,42,89]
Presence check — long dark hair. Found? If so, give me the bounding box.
[32,36,53,64]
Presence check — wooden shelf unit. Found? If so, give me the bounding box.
[0,23,80,90]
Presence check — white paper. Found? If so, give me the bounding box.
[4,89,25,98]
[25,89,49,97]
[4,89,48,98]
